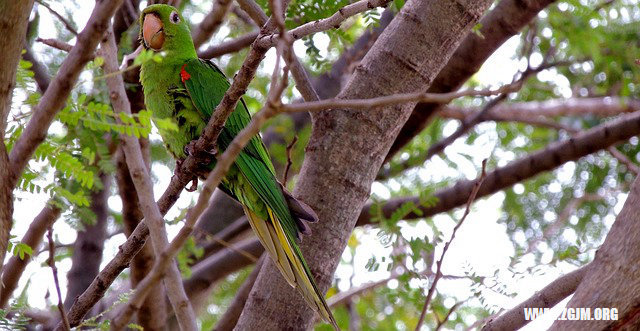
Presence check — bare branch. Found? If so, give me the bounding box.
[0,204,61,308]
[47,226,70,331]
[280,82,520,113]
[115,147,167,330]
[435,301,464,331]
[192,0,234,48]
[387,0,558,161]
[282,135,298,183]
[415,160,487,331]
[483,265,589,330]
[198,31,259,59]
[442,97,640,120]
[235,0,268,26]
[185,238,263,299]
[35,0,78,35]
[99,25,197,331]
[256,0,392,49]
[358,109,640,226]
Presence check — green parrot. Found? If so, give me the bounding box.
[138,4,338,329]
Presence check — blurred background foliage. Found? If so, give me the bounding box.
[5,0,640,329]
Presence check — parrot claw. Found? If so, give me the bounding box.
[184,140,217,165]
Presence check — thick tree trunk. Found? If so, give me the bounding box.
[549,174,640,330]
[0,0,35,295]
[235,0,493,329]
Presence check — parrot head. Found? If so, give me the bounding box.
[140,4,196,58]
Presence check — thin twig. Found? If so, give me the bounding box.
[36,38,73,52]
[435,301,464,331]
[47,226,70,331]
[35,0,78,35]
[281,81,520,113]
[415,159,488,331]
[256,0,391,48]
[198,31,259,59]
[282,135,298,183]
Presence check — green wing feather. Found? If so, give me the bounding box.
[180,58,338,329]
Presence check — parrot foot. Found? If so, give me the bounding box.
[184,140,218,165]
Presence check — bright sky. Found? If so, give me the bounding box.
[7,2,618,330]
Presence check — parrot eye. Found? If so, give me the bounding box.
[170,11,180,24]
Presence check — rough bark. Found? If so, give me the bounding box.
[194,8,393,241]
[359,110,640,226]
[0,204,61,308]
[235,1,493,329]
[64,174,111,309]
[549,177,640,330]
[386,0,558,162]
[0,0,35,297]
[115,148,167,331]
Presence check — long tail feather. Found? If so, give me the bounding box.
[243,205,338,330]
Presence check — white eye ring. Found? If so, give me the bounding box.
[170,11,180,24]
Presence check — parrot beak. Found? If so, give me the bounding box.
[143,13,165,50]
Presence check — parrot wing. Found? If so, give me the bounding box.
[180,58,337,329]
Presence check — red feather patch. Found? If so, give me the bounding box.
[180,64,191,83]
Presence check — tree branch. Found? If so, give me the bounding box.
[8,0,124,187]
[255,0,392,49]
[48,226,70,331]
[35,0,78,35]
[192,0,234,48]
[185,238,263,300]
[415,160,487,331]
[115,146,167,331]
[198,31,259,59]
[99,25,197,331]
[0,0,35,296]
[358,109,640,226]
[483,265,589,330]
[386,0,558,161]
[0,204,61,308]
